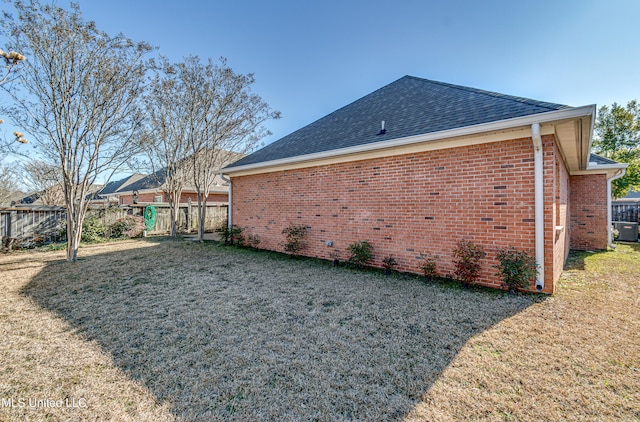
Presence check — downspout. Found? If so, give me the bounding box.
[607,169,626,248]
[220,173,232,229]
[531,123,545,291]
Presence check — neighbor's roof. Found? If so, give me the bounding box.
[225,75,570,170]
[588,154,620,166]
[623,188,640,199]
[99,174,145,196]
[123,169,167,193]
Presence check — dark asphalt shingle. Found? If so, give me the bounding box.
[225,75,570,169]
[589,153,620,165]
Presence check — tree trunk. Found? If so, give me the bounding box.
[170,201,178,237]
[167,190,181,238]
[65,204,83,262]
[66,213,77,262]
[196,192,206,242]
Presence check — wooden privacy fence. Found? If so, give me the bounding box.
[0,206,66,245]
[124,203,228,235]
[611,202,639,223]
[1,203,228,245]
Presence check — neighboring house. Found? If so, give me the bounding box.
[95,174,146,205]
[617,187,640,201]
[222,75,627,293]
[98,151,243,206]
[114,170,229,205]
[20,184,102,206]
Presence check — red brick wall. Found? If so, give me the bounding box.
[232,137,547,289]
[550,141,571,290]
[120,192,162,205]
[570,174,609,251]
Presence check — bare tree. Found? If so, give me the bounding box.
[0,164,17,205]
[0,1,152,261]
[22,160,64,205]
[182,57,280,241]
[141,58,193,237]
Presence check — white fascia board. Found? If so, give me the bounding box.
[571,162,628,177]
[223,105,597,175]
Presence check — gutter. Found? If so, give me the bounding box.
[220,173,232,229]
[607,169,627,247]
[531,123,545,291]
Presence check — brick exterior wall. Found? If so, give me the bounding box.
[231,135,609,293]
[569,174,609,251]
[551,142,571,285]
[233,137,545,290]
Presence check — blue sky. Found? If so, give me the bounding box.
[3,0,639,166]
[74,0,639,147]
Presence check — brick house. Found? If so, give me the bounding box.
[221,76,627,293]
[103,171,229,206]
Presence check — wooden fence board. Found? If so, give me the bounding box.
[0,203,228,244]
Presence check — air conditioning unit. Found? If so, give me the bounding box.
[614,222,639,242]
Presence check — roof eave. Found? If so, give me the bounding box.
[572,162,629,179]
[223,105,596,175]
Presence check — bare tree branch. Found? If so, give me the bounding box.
[0,0,152,261]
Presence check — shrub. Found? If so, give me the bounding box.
[110,216,144,238]
[81,216,106,243]
[348,240,374,268]
[247,233,261,249]
[220,225,245,246]
[419,253,438,281]
[282,224,307,256]
[452,240,486,287]
[382,255,397,275]
[495,246,538,293]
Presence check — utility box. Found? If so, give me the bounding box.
[613,221,639,242]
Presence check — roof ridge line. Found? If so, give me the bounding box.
[404,75,569,111]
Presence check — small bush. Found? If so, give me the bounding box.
[282,224,307,256]
[382,255,397,275]
[247,233,261,249]
[81,216,107,243]
[419,253,438,281]
[220,225,245,246]
[110,216,145,239]
[452,240,486,286]
[495,246,538,292]
[348,240,374,268]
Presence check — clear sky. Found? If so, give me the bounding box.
[73,0,640,147]
[6,0,640,152]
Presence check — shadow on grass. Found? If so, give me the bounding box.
[21,239,541,421]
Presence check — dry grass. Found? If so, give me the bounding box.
[406,243,640,421]
[0,239,638,421]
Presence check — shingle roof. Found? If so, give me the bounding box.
[588,153,620,165]
[625,188,640,199]
[124,170,166,193]
[98,174,144,195]
[225,75,570,169]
